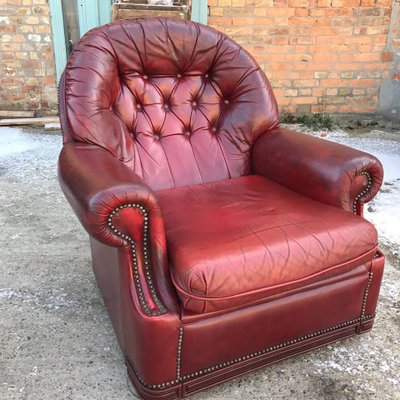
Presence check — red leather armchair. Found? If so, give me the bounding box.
[58,18,385,399]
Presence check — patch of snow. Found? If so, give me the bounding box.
[0,126,61,182]
[322,360,345,372]
[380,279,400,304]
[0,287,78,310]
[387,378,399,385]
[0,127,41,157]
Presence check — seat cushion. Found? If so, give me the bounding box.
[157,175,378,313]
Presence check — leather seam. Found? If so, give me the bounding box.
[182,267,369,324]
[125,314,375,390]
[185,110,205,183]
[120,22,145,72]
[185,77,209,183]
[108,204,167,316]
[171,246,377,303]
[214,132,233,179]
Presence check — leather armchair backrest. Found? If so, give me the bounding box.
[60,18,279,190]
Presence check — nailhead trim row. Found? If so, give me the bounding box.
[353,171,373,214]
[361,271,373,319]
[125,314,375,390]
[126,353,181,390]
[57,83,62,133]
[58,79,67,142]
[108,204,167,316]
[179,315,375,381]
[176,328,184,380]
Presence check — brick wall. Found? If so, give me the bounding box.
[0,1,397,117]
[0,0,57,116]
[209,0,395,114]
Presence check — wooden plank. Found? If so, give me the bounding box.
[45,122,61,131]
[0,110,34,118]
[0,117,59,126]
[114,8,188,19]
[111,1,191,21]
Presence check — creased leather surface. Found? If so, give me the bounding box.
[58,142,163,247]
[252,128,384,213]
[157,175,378,313]
[62,18,279,191]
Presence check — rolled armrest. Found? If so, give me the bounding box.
[58,142,161,246]
[252,128,383,214]
[58,142,172,316]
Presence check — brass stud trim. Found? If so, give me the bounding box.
[108,204,167,316]
[361,271,373,319]
[353,171,373,214]
[125,315,374,390]
[180,314,374,382]
[177,327,184,380]
[57,81,65,140]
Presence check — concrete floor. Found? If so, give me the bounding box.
[0,125,399,400]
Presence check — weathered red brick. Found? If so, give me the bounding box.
[381,51,394,62]
[0,0,57,114]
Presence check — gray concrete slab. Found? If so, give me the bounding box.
[0,125,399,400]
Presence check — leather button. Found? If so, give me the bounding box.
[224,99,230,105]
[136,104,142,109]
[154,134,161,140]
[177,73,182,79]
[205,73,209,78]
[143,75,148,80]
[192,101,197,107]
[184,130,191,136]
[211,126,217,132]
[164,104,169,110]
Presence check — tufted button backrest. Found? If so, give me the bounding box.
[61,18,279,190]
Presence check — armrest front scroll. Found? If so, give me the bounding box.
[58,143,159,246]
[252,128,384,214]
[58,142,175,316]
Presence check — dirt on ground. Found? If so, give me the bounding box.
[0,121,399,400]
